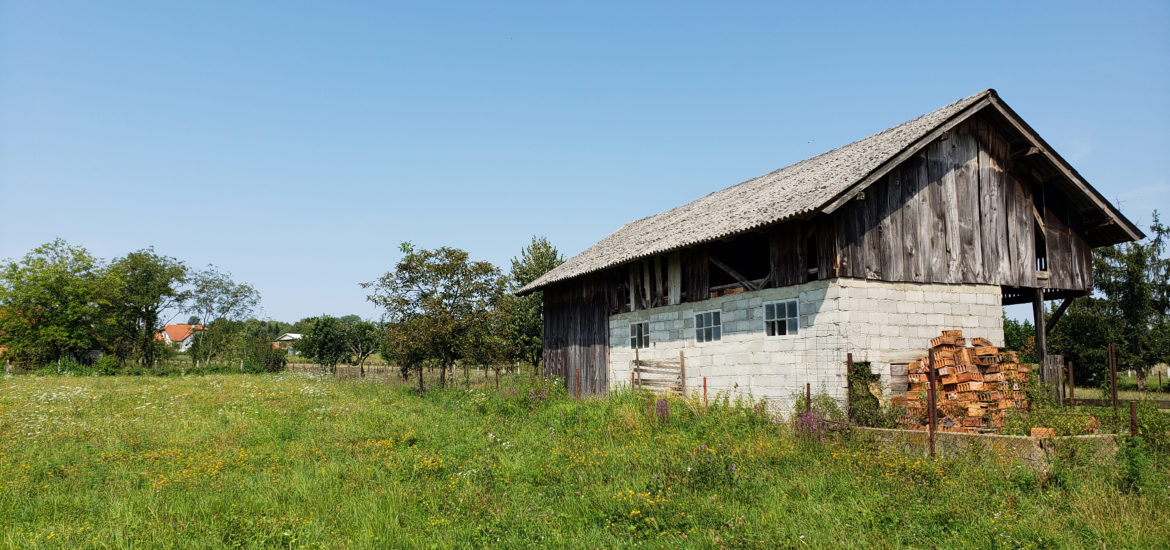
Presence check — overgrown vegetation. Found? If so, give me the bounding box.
[0,372,1166,548]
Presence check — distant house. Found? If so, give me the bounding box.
[273,333,303,354]
[155,324,206,352]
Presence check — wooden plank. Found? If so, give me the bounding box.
[654,256,665,307]
[863,190,884,279]
[642,260,652,309]
[815,215,837,279]
[954,128,983,282]
[628,264,637,312]
[925,144,949,282]
[710,255,758,290]
[930,136,963,282]
[884,168,905,282]
[1015,176,1037,287]
[897,163,922,282]
[909,152,933,282]
[668,252,681,305]
[977,120,1011,284]
[835,212,853,277]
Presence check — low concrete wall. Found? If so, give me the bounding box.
[855,427,1119,471]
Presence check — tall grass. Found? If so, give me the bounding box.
[0,371,1166,548]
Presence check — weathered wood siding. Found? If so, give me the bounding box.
[543,276,610,396]
[833,118,1089,291]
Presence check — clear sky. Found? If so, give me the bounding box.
[2,1,1168,323]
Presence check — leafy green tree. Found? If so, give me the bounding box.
[364,243,505,392]
[0,239,105,366]
[462,306,511,388]
[1051,211,1170,390]
[103,249,189,366]
[296,315,349,372]
[503,236,563,375]
[187,266,260,365]
[1002,312,1037,364]
[343,319,382,376]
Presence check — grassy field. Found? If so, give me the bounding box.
[1,372,1167,548]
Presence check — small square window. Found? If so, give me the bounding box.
[764,299,799,336]
[630,322,649,349]
[695,311,722,343]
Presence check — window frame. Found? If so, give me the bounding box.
[694,309,722,343]
[763,299,800,337]
[629,321,650,349]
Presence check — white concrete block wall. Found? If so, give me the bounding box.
[608,278,1004,415]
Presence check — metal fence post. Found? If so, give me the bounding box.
[846,352,854,422]
[805,383,811,415]
[928,349,937,459]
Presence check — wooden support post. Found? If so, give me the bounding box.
[1130,400,1138,437]
[1109,343,1118,414]
[846,353,854,421]
[1032,289,1047,377]
[703,377,708,408]
[1067,360,1075,406]
[928,349,937,459]
[630,371,635,390]
[805,383,811,415]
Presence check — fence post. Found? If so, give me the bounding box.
[575,368,581,399]
[805,382,811,415]
[1067,360,1075,406]
[1130,401,1138,437]
[630,371,635,390]
[1109,343,1118,416]
[846,353,854,422]
[703,377,708,408]
[928,349,937,459]
[679,350,686,394]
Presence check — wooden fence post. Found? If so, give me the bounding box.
[846,353,854,421]
[1067,360,1075,406]
[575,368,581,399]
[703,377,708,408]
[1109,343,1118,416]
[928,349,937,459]
[1130,400,1138,437]
[805,383,811,415]
[679,350,686,394]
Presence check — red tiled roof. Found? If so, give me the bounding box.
[157,324,206,343]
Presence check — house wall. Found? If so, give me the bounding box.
[608,278,1003,413]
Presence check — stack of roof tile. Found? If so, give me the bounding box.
[892,330,1030,433]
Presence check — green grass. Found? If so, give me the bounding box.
[1,371,1167,548]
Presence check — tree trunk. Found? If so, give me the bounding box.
[417,365,424,396]
[1137,367,1148,391]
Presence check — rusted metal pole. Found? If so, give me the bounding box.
[846,352,854,422]
[703,376,708,408]
[575,368,581,399]
[1130,400,1138,437]
[928,350,937,459]
[805,383,811,415]
[630,371,635,390]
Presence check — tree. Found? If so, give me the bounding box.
[1051,211,1170,390]
[364,243,505,393]
[343,319,382,376]
[103,249,189,366]
[1002,312,1037,364]
[0,239,105,366]
[462,306,511,388]
[296,315,349,372]
[188,266,260,365]
[502,236,564,375]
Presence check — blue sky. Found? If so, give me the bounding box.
[2,1,1168,323]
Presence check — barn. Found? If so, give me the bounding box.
[517,89,1143,411]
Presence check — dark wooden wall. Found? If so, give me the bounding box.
[543,277,610,396]
[832,118,1091,292]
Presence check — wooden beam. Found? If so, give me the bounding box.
[1045,297,1074,335]
[1033,288,1048,373]
[708,256,760,290]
